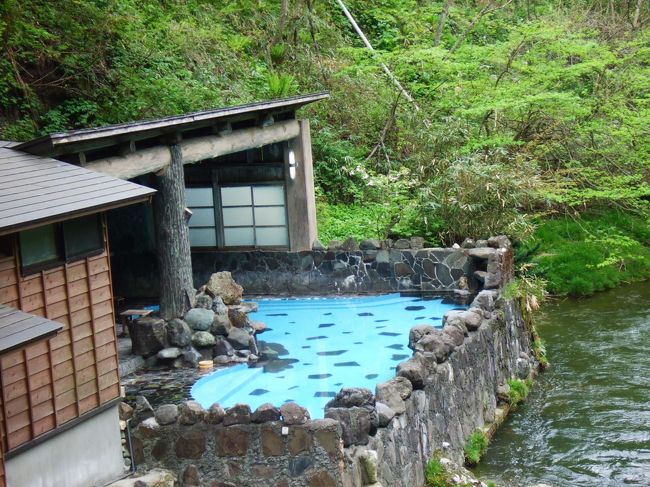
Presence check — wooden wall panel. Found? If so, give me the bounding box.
[0,221,120,454]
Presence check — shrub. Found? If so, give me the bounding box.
[424,457,450,487]
[507,378,530,406]
[464,430,489,466]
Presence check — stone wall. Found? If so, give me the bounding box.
[128,238,538,486]
[192,237,509,295]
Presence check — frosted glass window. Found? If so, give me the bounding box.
[253,185,284,205]
[254,207,286,226]
[186,187,214,207]
[190,228,217,247]
[255,227,289,246]
[222,207,254,226]
[221,186,252,206]
[224,227,255,246]
[188,208,215,227]
[19,224,61,267]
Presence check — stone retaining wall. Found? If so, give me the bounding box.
[128,237,536,486]
[192,237,510,295]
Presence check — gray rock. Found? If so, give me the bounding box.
[182,348,202,368]
[133,395,154,424]
[131,317,167,356]
[210,314,232,336]
[250,320,268,334]
[156,347,181,360]
[376,402,396,427]
[226,327,250,350]
[234,301,259,313]
[409,325,438,349]
[252,403,281,423]
[213,336,236,357]
[223,403,252,426]
[280,402,310,425]
[359,239,381,250]
[393,238,411,249]
[516,358,532,380]
[488,235,512,249]
[166,318,192,347]
[214,355,231,365]
[154,404,178,425]
[328,239,342,250]
[206,271,243,305]
[206,403,225,424]
[341,237,358,251]
[410,237,425,249]
[325,407,371,446]
[376,380,406,415]
[397,357,426,389]
[178,400,206,425]
[192,331,216,348]
[326,387,375,409]
[461,238,476,249]
[476,239,489,247]
[184,308,215,331]
[211,295,228,315]
[312,239,326,251]
[474,270,487,283]
[119,402,133,421]
[248,336,259,355]
[443,325,465,346]
[260,347,279,361]
[194,293,213,310]
[468,247,497,260]
[415,330,456,363]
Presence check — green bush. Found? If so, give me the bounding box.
[424,457,449,487]
[464,430,489,466]
[507,378,530,406]
[518,210,650,296]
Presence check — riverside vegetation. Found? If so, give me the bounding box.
[1,0,649,295]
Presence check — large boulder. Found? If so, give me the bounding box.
[397,357,426,389]
[408,325,438,350]
[280,402,310,425]
[211,314,232,336]
[184,308,215,331]
[206,272,243,305]
[226,327,251,350]
[325,407,372,446]
[326,388,375,409]
[213,336,236,357]
[166,318,192,347]
[131,317,167,356]
[193,293,213,310]
[228,307,250,329]
[211,296,228,315]
[414,329,456,363]
[192,331,215,348]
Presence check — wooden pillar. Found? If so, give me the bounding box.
[153,143,194,320]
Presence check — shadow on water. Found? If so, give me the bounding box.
[473,282,650,487]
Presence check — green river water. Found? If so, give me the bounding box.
[473,282,650,487]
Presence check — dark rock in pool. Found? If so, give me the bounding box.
[317,350,347,356]
[391,354,410,361]
[302,345,311,349]
[249,388,269,396]
[375,326,386,329]
[314,391,337,398]
[319,323,336,328]
[266,313,288,316]
[379,332,401,337]
[357,312,374,316]
[323,312,332,316]
[415,316,425,320]
[335,383,342,386]
[288,386,299,390]
[334,361,360,367]
[258,341,289,356]
[285,332,291,335]
[405,305,426,311]
[353,342,363,345]
[308,374,332,379]
[375,319,389,323]
[386,344,404,350]
[254,358,299,373]
[303,363,312,366]
[342,331,352,334]
[365,374,378,379]
[307,336,327,340]
[430,316,441,320]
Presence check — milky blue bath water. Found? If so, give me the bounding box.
[191,293,461,418]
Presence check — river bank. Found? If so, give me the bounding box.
[473,281,650,486]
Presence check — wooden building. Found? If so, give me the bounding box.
[0,143,155,487]
[16,93,329,315]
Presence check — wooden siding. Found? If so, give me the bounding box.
[0,227,120,453]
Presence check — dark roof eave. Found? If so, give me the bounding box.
[0,191,155,236]
[16,92,329,156]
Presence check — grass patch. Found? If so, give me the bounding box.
[507,378,530,406]
[424,457,450,487]
[463,430,489,466]
[518,210,650,296]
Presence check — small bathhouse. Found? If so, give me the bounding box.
[15,93,328,315]
[0,141,155,486]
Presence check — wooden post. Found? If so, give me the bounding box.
[153,143,194,320]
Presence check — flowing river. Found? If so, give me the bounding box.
[473,282,650,486]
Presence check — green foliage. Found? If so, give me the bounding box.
[508,378,530,406]
[316,201,389,243]
[424,456,450,487]
[518,211,650,296]
[464,430,489,466]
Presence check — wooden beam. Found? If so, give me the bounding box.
[84,119,300,180]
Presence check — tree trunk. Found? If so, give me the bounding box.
[632,0,644,28]
[435,1,453,47]
[154,143,194,320]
